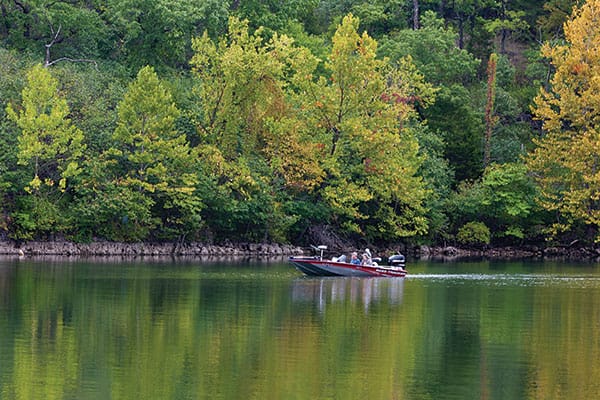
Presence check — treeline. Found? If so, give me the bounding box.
[0,0,598,248]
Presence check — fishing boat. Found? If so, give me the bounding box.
[289,245,407,277]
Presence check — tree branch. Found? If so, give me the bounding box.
[43,23,98,70]
[45,57,98,69]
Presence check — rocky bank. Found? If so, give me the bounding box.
[413,244,600,260]
[0,240,304,257]
[2,240,599,261]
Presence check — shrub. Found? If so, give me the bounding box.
[456,221,491,246]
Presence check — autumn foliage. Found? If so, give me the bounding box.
[528,0,600,240]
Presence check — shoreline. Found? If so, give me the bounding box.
[1,240,599,261]
[412,244,600,261]
[0,240,304,257]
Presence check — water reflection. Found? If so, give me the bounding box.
[292,277,404,313]
[3,259,600,399]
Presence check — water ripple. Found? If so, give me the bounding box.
[407,273,600,288]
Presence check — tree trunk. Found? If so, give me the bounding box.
[458,17,464,49]
[412,0,420,29]
[484,53,498,168]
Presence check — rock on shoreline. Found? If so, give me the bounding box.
[3,240,599,260]
[415,245,600,260]
[0,241,305,257]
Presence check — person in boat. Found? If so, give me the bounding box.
[350,252,360,265]
[361,253,373,266]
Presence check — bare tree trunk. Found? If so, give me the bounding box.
[500,0,507,54]
[412,0,420,29]
[44,24,61,67]
[458,18,464,49]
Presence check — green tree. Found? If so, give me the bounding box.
[537,0,579,40]
[104,0,230,70]
[190,17,324,241]
[6,64,85,192]
[379,11,483,182]
[0,0,110,64]
[74,66,201,241]
[5,63,85,238]
[456,221,490,246]
[446,162,541,243]
[296,14,435,239]
[480,162,541,240]
[0,48,28,233]
[483,0,529,54]
[527,0,600,240]
[230,0,320,33]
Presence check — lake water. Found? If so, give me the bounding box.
[1,256,599,400]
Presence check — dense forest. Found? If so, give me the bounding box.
[0,0,598,249]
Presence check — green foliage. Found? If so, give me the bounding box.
[296,14,434,240]
[11,195,67,240]
[537,0,578,40]
[427,85,484,182]
[481,163,538,219]
[0,0,109,60]
[3,60,85,238]
[72,175,156,242]
[378,11,480,85]
[0,1,592,246]
[0,48,28,211]
[70,66,202,241]
[190,16,326,241]
[456,221,491,246]
[52,62,128,154]
[413,123,454,243]
[104,0,230,70]
[6,64,85,192]
[446,162,543,243]
[231,0,320,34]
[378,11,484,182]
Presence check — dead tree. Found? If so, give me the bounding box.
[44,22,97,69]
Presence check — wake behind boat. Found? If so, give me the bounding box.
[289,245,407,277]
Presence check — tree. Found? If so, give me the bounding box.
[480,162,540,240]
[73,66,201,241]
[6,64,85,193]
[378,11,483,182]
[537,0,579,40]
[190,17,325,241]
[230,0,320,33]
[0,0,110,64]
[296,14,435,239]
[527,0,600,240]
[104,0,230,70]
[307,0,409,36]
[483,0,529,54]
[446,162,541,243]
[5,63,85,238]
[484,53,498,168]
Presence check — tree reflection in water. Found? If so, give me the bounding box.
[291,277,404,313]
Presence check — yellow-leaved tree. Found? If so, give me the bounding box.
[5,64,85,238]
[527,0,600,239]
[294,14,436,239]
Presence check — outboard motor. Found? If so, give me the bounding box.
[388,254,406,269]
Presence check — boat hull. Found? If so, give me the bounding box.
[288,257,407,277]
